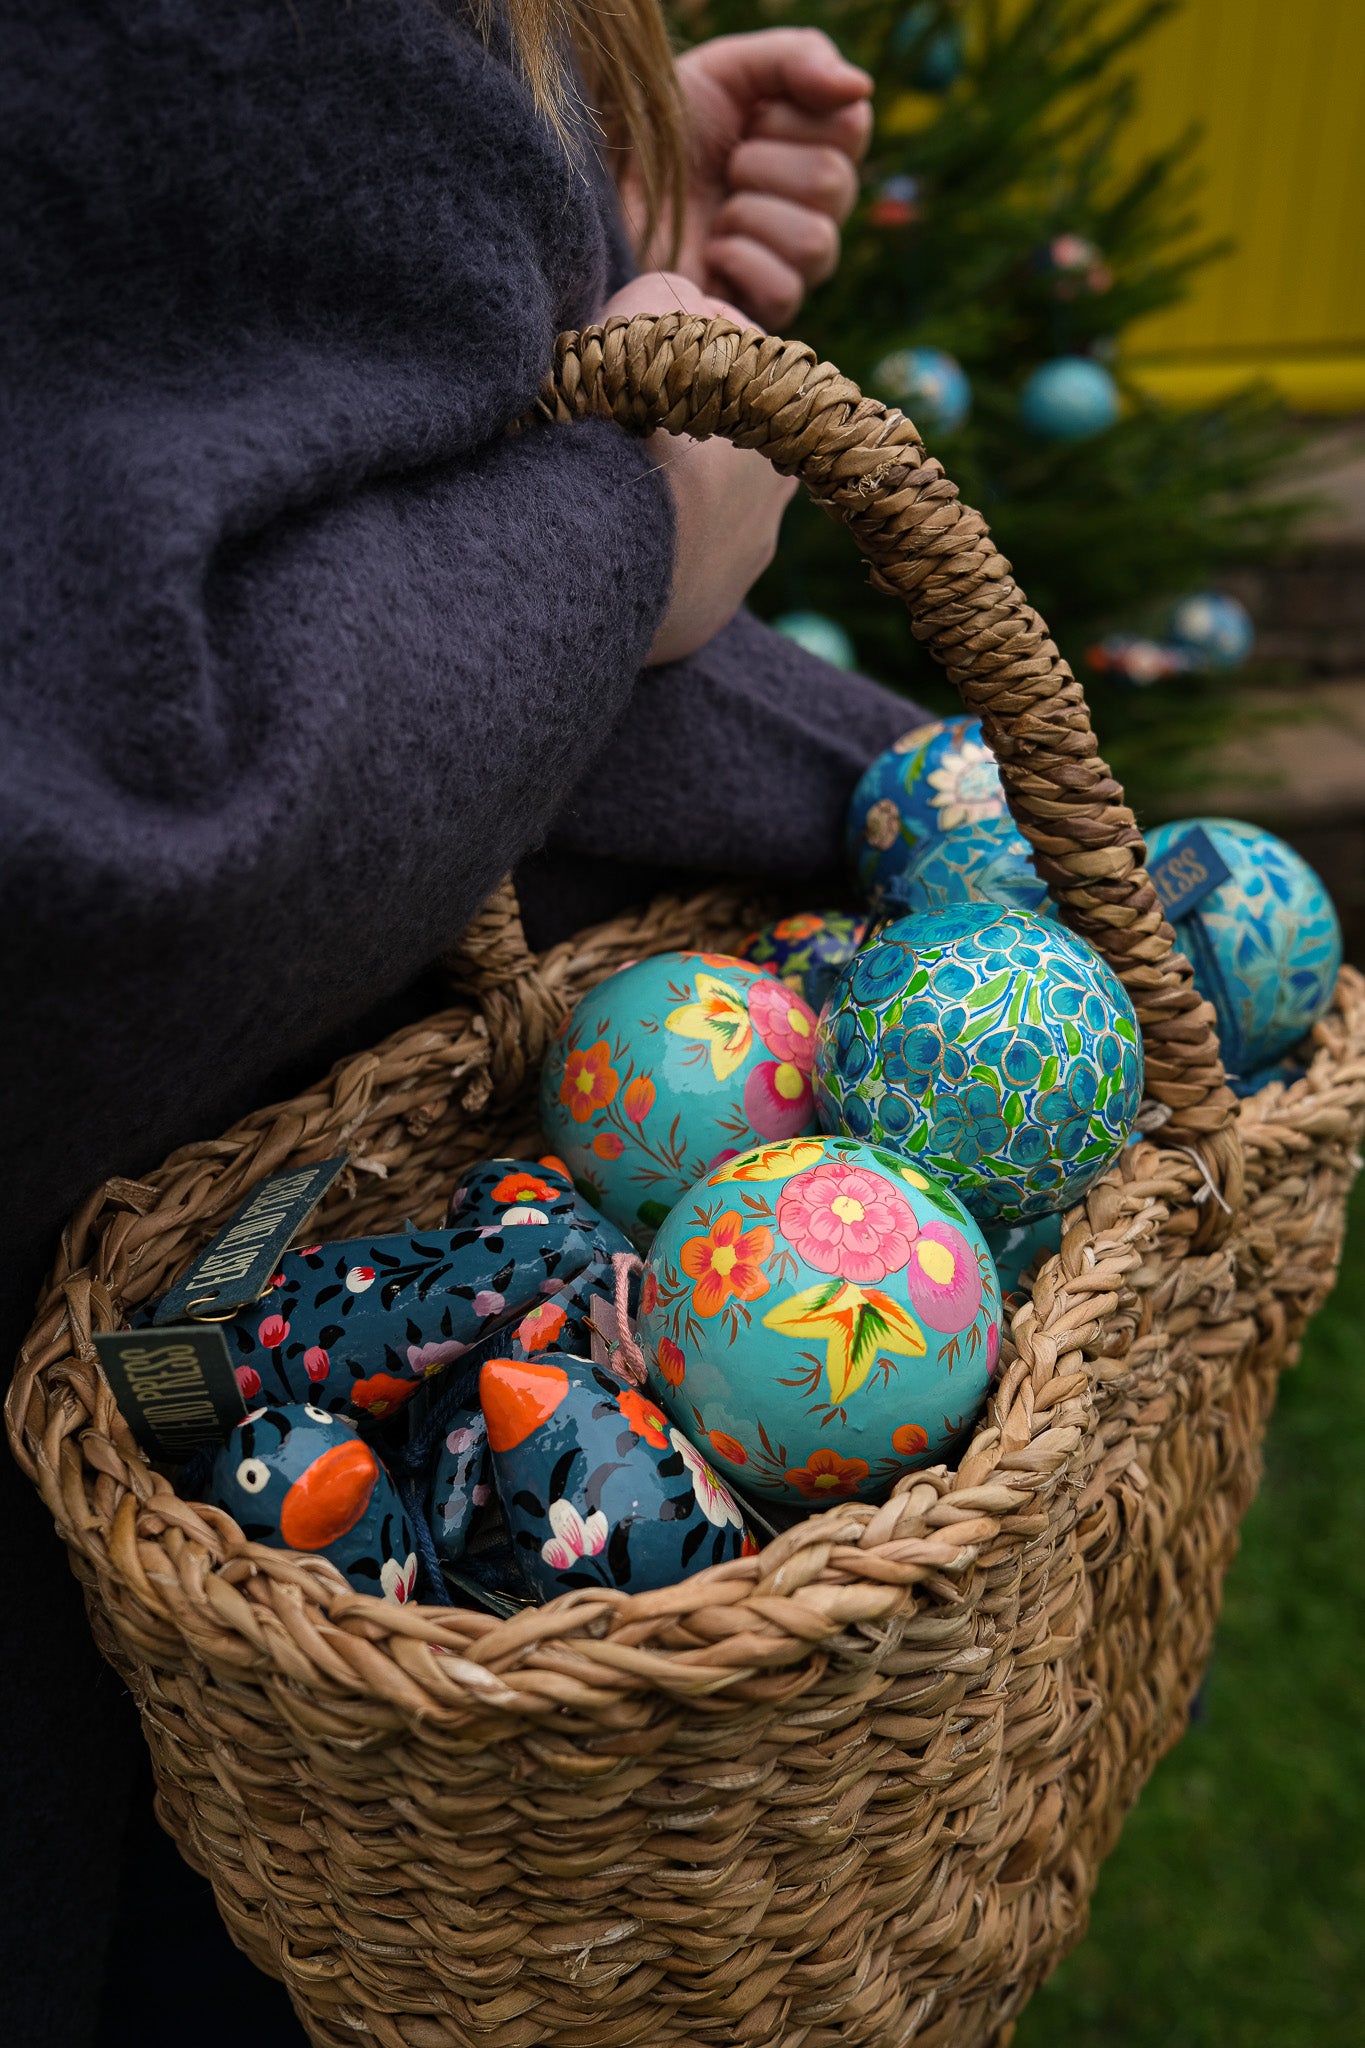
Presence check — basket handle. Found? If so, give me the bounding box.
[526,312,1243,1228]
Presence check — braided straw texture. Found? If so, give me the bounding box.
[10,317,1365,2045]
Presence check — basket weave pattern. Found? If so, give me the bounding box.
[10,319,1365,2047]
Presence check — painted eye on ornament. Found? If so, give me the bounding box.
[236,1458,270,1493]
[304,1404,334,1426]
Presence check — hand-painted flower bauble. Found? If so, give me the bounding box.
[882,810,1054,922]
[1166,593,1254,670]
[479,1351,753,1599]
[637,1135,1001,1503]
[1019,357,1119,441]
[814,906,1143,1225]
[872,346,971,436]
[741,911,869,1011]
[1145,818,1341,1074]
[540,953,821,1247]
[204,1403,417,1601]
[846,716,1007,910]
[772,609,856,669]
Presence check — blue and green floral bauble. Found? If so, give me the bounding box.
[637,1134,1001,1504]
[882,809,1054,922]
[846,717,1008,911]
[814,906,1144,1225]
[741,912,868,1012]
[540,952,820,1248]
[1145,818,1340,1074]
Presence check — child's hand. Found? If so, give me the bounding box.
[597,272,798,666]
[629,30,873,330]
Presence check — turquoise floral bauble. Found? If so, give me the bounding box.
[884,809,1055,922]
[540,952,821,1247]
[846,717,1008,911]
[637,1135,1001,1504]
[1145,819,1341,1074]
[814,906,1143,1225]
[740,911,868,1012]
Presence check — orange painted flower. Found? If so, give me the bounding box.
[350,1372,419,1420]
[559,1039,619,1122]
[679,1211,775,1318]
[783,1448,871,1500]
[623,1075,656,1123]
[892,1423,930,1457]
[618,1387,670,1449]
[741,1532,761,1557]
[592,1131,625,1159]
[538,1155,572,1181]
[515,1301,567,1354]
[772,914,823,941]
[655,1335,686,1387]
[708,1430,748,1465]
[491,1170,554,1206]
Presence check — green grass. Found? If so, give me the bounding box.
[1014,1176,1365,2048]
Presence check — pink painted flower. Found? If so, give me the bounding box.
[445,1424,481,1455]
[270,1272,286,1288]
[407,1339,466,1376]
[747,977,817,1071]
[257,1314,289,1349]
[903,1222,983,1334]
[235,1366,261,1401]
[591,1132,625,1161]
[776,1163,918,1283]
[670,1430,745,1528]
[540,1497,609,1572]
[472,1289,506,1319]
[345,1266,376,1293]
[986,1320,1001,1376]
[303,1346,330,1384]
[516,1301,567,1353]
[743,1060,815,1141]
[297,1245,322,1257]
[623,1076,656,1123]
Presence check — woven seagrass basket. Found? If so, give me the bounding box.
[11,316,1365,2048]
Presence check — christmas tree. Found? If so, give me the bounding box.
[681,0,1308,811]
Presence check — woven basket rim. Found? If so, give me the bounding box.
[11,893,1364,1733]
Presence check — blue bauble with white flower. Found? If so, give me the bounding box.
[1145,818,1341,1074]
[1167,593,1254,670]
[872,346,971,436]
[205,1402,417,1603]
[883,808,1055,922]
[814,906,1144,1225]
[846,717,1008,911]
[540,952,821,1247]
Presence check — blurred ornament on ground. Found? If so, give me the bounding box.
[815,905,1143,1225]
[1019,356,1120,440]
[847,717,1006,909]
[637,1134,1000,1502]
[741,912,868,1012]
[872,346,971,435]
[1033,232,1113,297]
[1167,592,1255,670]
[868,173,923,228]
[772,610,856,669]
[1144,819,1341,1074]
[891,3,966,91]
[1085,636,1194,687]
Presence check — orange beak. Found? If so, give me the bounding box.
[279,1439,380,1550]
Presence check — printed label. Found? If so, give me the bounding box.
[153,1156,348,1327]
[1147,826,1232,924]
[94,1326,245,1460]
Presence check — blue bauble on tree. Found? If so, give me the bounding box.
[773,611,856,670]
[1167,593,1254,670]
[1019,357,1119,441]
[872,346,971,436]
[891,4,965,91]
